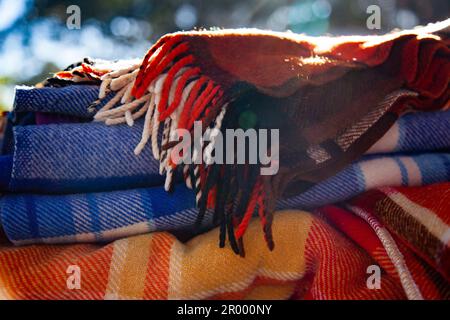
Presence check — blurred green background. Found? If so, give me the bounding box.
[0,0,448,111]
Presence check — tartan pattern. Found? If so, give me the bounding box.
[5,120,164,193]
[351,183,450,282]
[319,199,450,300]
[0,211,404,300]
[0,185,198,245]
[3,108,448,195]
[368,110,450,154]
[2,152,448,245]
[281,153,450,209]
[1,210,448,300]
[0,23,448,300]
[67,22,449,249]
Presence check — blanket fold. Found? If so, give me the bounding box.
[3,109,448,194]
[367,110,450,154]
[0,23,448,301]
[1,209,448,300]
[2,152,448,245]
[1,185,197,245]
[57,21,449,249]
[2,120,164,193]
[13,85,111,118]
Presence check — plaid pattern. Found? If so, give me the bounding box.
[0,211,405,300]
[0,185,200,245]
[4,108,448,195]
[66,22,449,247]
[0,24,448,300]
[351,183,450,282]
[1,210,448,300]
[2,152,448,245]
[319,198,450,300]
[368,110,450,154]
[281,153,450,209]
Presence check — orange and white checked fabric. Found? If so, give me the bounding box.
[0,210,412,300]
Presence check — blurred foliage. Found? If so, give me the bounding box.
[11,0,448,44]
[29,0,450,37]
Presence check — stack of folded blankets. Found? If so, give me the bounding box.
[0,21,449,300]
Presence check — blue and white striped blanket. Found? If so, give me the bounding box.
[368,110,450,154]
[1,152,448,245]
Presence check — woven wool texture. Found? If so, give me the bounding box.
[67,21,449,247]
[3,121,164,193]
[351,183,450,282]
[0,211,405,299]
[1,93,449,246]
[0,23,449,300]
[367,110,450,154]
[2,101,448,194]
[13,85,109,118]
[2,151,448,245]
[0,207,448,300]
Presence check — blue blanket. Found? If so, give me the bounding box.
[2,153,448,245]
[2,120,164,193]
[2,109,449,194]
[13,85,110,118]
[368,110,450,154]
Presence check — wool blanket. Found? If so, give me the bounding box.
[281,152,450,209]
[13,85,111,119]
[318,186,450,300]
[367,110,450,154]
[2,152,448,245]
[350,183,450,282]
[52,21,449,249]
[1,184,198,245]
[0,112,35,155]
[0,120,164,193]
[0,208,448,300]
[1,100,448,195]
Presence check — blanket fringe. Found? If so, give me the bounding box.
[90,36,273,252]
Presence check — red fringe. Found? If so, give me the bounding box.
[157,55,195,115]
[134,42,189,98]
[134,36,183,95]
[235,182,261,240]
[178,76,209,128]
[159,67,200,120]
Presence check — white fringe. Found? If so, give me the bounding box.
[93,54,227,192]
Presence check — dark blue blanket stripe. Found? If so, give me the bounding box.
[13,85,112,118]
[7,120,165,193]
